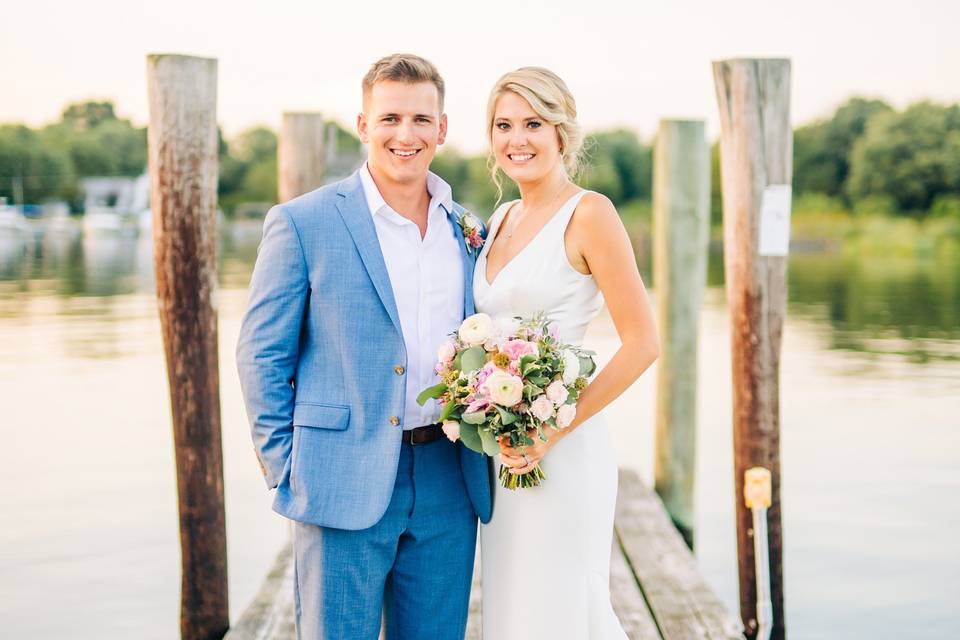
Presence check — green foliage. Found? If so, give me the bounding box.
[459,346,486,372]
[329,121,362,155]
[580,129,652,202]
[0,125,72,203]
[793,97,892,199]
[710,141,722,225]
[218,126,279,214]
[61,101,118,130]
[929,195,960,219]
[847,102,960,213]
[852,194,898,217]
[793,192,848,215]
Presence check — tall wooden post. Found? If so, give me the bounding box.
[147,54,229,640]
[712,58,791,640]
[278,112,326,203]
[652,119,710,550]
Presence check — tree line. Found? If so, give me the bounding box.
[1,98,957,220]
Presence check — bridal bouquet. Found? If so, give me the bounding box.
[417,312,596,489]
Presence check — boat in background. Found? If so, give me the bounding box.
[0,197,30,234]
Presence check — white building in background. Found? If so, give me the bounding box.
[80,174,149,235]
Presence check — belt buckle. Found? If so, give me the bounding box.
[409,425,428,446]
[409,423,437,446]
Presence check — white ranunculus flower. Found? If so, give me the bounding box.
[530,396,555,422]
[481,370,524,407]
[555,403,577,429]
[545,379,569,406]
[459,313,494,346]
[561,349,581,386]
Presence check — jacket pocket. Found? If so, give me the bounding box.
[293,402,350,430]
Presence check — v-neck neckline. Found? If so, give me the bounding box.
[482,190,584,287]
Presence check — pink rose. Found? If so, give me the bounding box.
[556,403,577,429]
[501,339,539,362]
[545,380,569,405]
[530,396,555,422]
[441,420,461,442]
[437,340,457,365]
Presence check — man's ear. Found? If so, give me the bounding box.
[437,113,448,146]
[357,112,368,144]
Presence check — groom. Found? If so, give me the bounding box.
[236,53,492,639]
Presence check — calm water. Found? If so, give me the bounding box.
[0,222,957,639]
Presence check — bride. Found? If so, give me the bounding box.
[476,67,660,639]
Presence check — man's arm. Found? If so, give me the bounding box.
[236,205,309,489]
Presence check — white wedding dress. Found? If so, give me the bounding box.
[475,190,627,640]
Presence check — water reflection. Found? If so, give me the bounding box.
[1,223,958,362]
[702,240,960,361]
[0,222,262,303]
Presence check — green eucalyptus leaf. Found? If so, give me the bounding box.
[478,427,501,456]
[579,355,597,377]
[458,422,483,454]
[460,346,486,372]
[462,410,487,425]
[494,405,517,425]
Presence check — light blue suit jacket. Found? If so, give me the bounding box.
[236,170,493,530]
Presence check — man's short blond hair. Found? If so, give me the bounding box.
[362,53,445,112]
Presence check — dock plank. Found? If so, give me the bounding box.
[615,469,743,640]
[610,536,663,639]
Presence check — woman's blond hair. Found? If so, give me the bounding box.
[486,67,583,200]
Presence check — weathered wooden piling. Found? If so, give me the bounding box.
[652,118,710,550]
[147,53,228,640]
[278,112,326,203]
[712,58,792,640]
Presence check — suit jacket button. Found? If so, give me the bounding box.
[394,365,405,375]
[390,416,400,426]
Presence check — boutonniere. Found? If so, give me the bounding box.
[457,211,485,255]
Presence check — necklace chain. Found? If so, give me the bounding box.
[505,181,570,239]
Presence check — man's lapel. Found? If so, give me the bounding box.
[335,172,403,336]
[445,204,477,317]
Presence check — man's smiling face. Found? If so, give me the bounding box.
[358,80,447,187]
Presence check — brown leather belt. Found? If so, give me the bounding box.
[402,422,444,445]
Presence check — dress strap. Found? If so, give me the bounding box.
[554,190,590,233]
[539,190,590,248]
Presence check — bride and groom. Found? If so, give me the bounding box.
[236,53,659,639]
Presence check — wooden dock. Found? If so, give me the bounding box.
[225,469,743,640]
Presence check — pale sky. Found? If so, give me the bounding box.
[3,0,957,153]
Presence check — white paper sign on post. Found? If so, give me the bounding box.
[758,184,792,256]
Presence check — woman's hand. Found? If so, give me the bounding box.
[499,426,566,475]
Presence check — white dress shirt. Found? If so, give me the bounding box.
[359,163,464,430]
